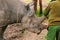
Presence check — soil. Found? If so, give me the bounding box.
[3,23,48,40]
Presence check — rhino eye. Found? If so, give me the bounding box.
[25,5,30,11]
[32,23,38,27]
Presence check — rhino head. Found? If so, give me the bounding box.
[21,13,47,35]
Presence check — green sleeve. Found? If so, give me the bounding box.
[44,3,51,18]
[44,8,50,18]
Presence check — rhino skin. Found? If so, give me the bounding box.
[0,0,34,39]
[0,0,47,40]
[21,15,48,35]
[3,16,47,40]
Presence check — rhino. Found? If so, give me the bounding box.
[0,0,47,40]
[0,0,34,40]
[21,14,48,35]
[3,15,47,40]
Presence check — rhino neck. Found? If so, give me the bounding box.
[8,12,24,24]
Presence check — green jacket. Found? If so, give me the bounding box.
[44,1,60,26]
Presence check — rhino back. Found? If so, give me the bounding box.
[4,0,28,15]
[0,0,29,27]
[3,0,29,23]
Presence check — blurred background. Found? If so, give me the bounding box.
[20,0,51,9]
[20,0,51,17]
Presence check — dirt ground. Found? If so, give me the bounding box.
[4,23,48,40]
[23,29,47,40]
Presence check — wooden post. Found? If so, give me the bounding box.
[39,0,42,16]
[33,0,37,14]
[33,0,42,16]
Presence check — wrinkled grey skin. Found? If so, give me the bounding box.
[0,0,47,40]
[0,0,34,40]
[21,14,47,35]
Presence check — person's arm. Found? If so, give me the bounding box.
[38,3,51,24]
[37,3,52,31]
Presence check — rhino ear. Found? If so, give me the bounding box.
[25,2,34,10]
[25,4,30,10]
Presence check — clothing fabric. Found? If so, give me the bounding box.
[46,25,60,40]
[44,1,60,26]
